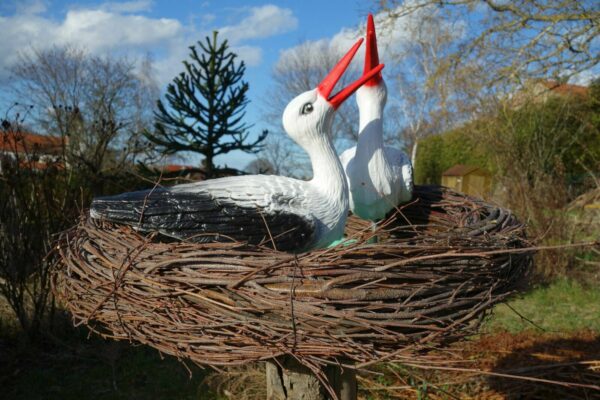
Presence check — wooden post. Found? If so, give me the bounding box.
[266,357,357,400]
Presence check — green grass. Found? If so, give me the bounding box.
[484,278,600,334]
[0,333,217,400]
[3,276,599,399]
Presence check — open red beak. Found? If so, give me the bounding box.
[364,13,382,87]
[317,37,385,109]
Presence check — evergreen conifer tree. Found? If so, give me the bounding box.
[146,31,267,178]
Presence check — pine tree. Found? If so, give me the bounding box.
[146,31,267,178]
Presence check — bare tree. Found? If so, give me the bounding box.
[260,133,311,177]
[10,45,158,181]
[0,107,79,338]
[377,0,600,84]
[244,157,275,175]
[379,9,486,165]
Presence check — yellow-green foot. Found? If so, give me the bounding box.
[367,236,378,244]
[327,238,358,248]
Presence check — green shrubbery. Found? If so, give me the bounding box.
[416,87,599,192]
[415,82,600,276]
[414,126,491,185]
[0,130,149,339]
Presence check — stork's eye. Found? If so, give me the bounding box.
[301,103,314,115]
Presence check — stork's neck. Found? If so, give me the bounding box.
[356,86,385,158]
[308,135,348,201]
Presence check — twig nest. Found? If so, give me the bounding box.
[52,185,532,369]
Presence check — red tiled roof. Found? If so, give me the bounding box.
[155,164,196,173]
[442,164,484,176]
[0,131,65,155]
[540,80,589,97]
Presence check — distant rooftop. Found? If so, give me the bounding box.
[150,164,243,180]
[0,131,65,155]
[539,80,589,97]
[154,164,196,173]
[442,164,485,177]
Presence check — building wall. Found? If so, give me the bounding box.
[441,175,461,192]
[463,173,491,198]
[0,150,62,174]
[442,172,491,198]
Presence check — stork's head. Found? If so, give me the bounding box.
[356,13,387,107]
[282,38,384,150]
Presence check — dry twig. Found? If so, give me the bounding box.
[52,186,533,380]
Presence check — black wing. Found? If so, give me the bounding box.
[90,189,315,251]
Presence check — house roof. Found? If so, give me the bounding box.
[539,80,588,97]
[150,164,243,179]
[442,164,485,176]
[0,131,65,155]
[155,164,195,173]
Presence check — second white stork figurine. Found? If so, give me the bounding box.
[90,38,384,252]
[340,14,413,221]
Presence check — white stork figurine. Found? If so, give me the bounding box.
[340,14,413,222]
[90,38,384,252]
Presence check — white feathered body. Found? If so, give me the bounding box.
[341,145,412,221]
[341,82,413,221]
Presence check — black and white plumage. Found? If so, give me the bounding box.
[91,38,384,252]
[90,177,316,250]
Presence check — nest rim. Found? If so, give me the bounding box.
[52,185,533,371]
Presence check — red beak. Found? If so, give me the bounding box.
[317,37,385,109]
[364,13,382,87]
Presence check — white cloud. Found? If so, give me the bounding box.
[276,6,463,74]
[0,14,59,71]
[208,5,298,70]
[0,7,182,81]
[219,5,298,44]
[231,45,263,66]
[275,16,377,75]
[200,13,216,25]
[570,69,598,86]
[0,2,297,85]
[14,0,47,15]
[57,9,182,52]
[56,10,183,52]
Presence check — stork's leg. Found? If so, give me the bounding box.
[367,221,378,243]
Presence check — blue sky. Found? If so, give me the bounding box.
[3,1,596,170]
[0,0,379,169]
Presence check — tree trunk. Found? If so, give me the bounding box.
[411,140,418,168]
[266,357,356,400]
[203,154,214,179]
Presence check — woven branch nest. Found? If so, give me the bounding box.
[52,185,532,370]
